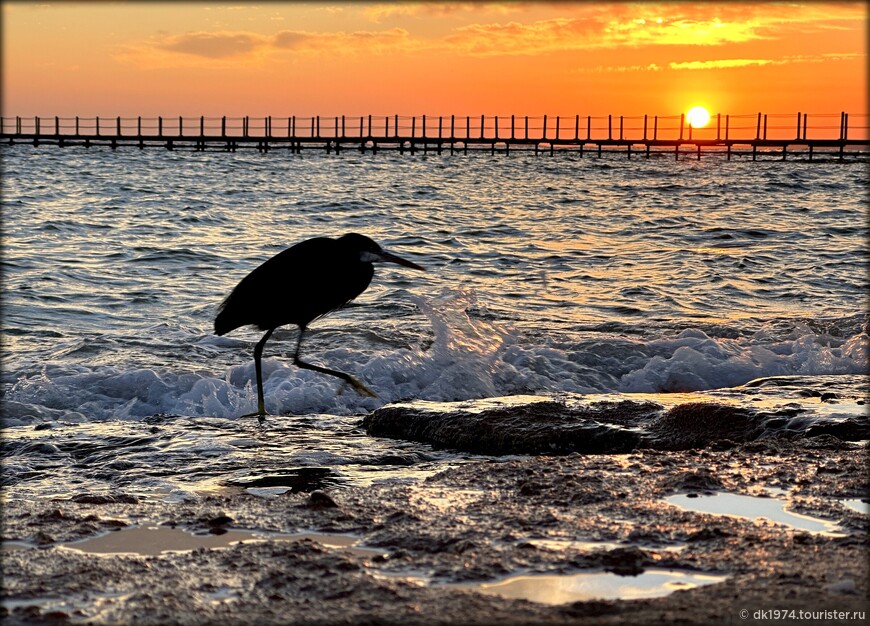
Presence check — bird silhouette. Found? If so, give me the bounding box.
[215,233,424,420]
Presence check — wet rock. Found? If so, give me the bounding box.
[686,527,732,542]
[598,546,650,576]
[227,467,342,493]
[804,419,869,441]
[363,399,649,455]
[306,490,339,509]
[207,514,234,528]
[70,493,140,504]
[660,469,725,494]
[648,403,764,450]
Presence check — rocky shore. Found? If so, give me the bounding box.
[3,426,867,625]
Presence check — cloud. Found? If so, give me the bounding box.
[668,53,866,71]
[157,32,267,59]
[363,3,519,23]
[669,58,775,71]
[117,27,415,68]
[271,27,412,54]
[441,3,867,56]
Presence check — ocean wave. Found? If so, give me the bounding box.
[3,290,866,424]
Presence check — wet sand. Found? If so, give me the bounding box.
[3,435,868,625]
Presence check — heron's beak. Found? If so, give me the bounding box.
[378,250,425,271]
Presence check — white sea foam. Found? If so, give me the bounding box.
[4,289,866,424]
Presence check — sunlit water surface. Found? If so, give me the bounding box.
[2,146,867,496]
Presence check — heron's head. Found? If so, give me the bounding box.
[339,233,425,271]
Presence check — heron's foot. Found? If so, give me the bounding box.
[239,410,270,424]
[346,375,379,399]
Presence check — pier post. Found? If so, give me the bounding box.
[575,115,580,141]
[368,115,372,138]
[411,116,416,139]
[725,115,730,141]
[554,116,559,141]
[75,116,79,135]
[512,115,516,140]
[587,115,591,141]
[158,116,163,137]
[843,112,849,140]
[395,115,399,138]
[480,115,485,140]
[542,115,548,141]
[619,116,623,141]
[422,115,426,139]
[608,115,612,141]
[795,112,801,140]
[755,113,762,140]
[643,115,647,141]
[525,116,529,140]
[450,115,455,142]
[495,116,499,140]
[716,113,721,141]
[802,113,807,141]
[201,115,205,137]
[385,116,389,138]
[35,116,40,136]
[679,113,684,141]
[55,116,60,135]
[466,116,470,140]
[763,114,768,140]
[96,116,100,137]
[179,116,183,137]
[439,116,443,140]
[221,116,226,137]
[653,116,658,141]
[117,116,121,136]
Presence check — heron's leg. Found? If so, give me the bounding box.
[240,328,274,422]
[292,326,378,398]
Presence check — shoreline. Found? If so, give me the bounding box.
[3,434,867,625]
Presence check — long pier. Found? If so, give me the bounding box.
[1,112,867,160]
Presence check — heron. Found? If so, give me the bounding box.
[215,233,424,421]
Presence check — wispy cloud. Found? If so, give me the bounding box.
[363,3,520,23]
[158,31,266,59]
[669,52,865,71]
[669,58,775,71]
[118,27,415,68]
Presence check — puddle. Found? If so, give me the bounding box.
[60,526,385,558]
[665,492,846,536]
[841,498,869,515]
[465,569,727,604]
[524,539,686,553]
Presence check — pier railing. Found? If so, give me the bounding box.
[1,112,867,160]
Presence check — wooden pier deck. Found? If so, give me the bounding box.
[2,112,867,160]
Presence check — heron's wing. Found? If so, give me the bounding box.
[214,238,373,334]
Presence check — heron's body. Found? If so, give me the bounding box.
[215,233,423,420]
[215,237,375,335]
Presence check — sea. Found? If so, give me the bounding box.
[2,145,867,499]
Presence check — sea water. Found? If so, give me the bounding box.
[1,146,867,496]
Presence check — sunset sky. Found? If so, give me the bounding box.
[2,2,867,118]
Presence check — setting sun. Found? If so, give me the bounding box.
[686,106,711,128]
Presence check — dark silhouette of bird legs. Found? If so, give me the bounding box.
[239,328,274,422]
[292,326,378,399]
[240,325,377,423]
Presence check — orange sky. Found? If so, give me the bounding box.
[2,2,867,118]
